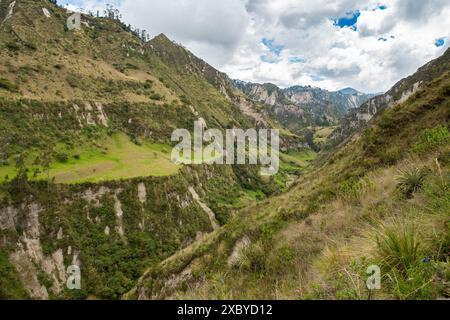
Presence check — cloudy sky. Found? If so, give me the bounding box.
[61,0,450,93]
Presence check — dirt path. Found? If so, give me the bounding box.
[188,187,220,230]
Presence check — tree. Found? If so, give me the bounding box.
[12,153,29,196]
[104,4,121,20]
[38,145,54,192]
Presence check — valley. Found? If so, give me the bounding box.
[0,0,448,301]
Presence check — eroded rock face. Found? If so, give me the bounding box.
[238,97,269,127]
[3,1,16,22]
[188,187,219,230]
[95,102,109,127]
[6,203,67,299]
[0,206,18,230]
[234,81,375,150]
[82,186,111,207]
[0,166,235,299]
[113,191,125,237]
[137,183,147,204]
[248,85,279,106]
[71,102,110,128]
[42,7,51,18]
[9,250,49,299]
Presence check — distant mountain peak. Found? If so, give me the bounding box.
[338,87,361,95]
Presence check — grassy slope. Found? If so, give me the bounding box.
[0,1,297,299]
[0,0,259,183]
[0,133,179,184]
[129,68,449,300]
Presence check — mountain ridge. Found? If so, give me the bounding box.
[328,47,450,147]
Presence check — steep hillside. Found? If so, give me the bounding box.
[0,0,306,299]
[329,48,450,147]
[148,34,307,151]
[129,54,449,300]
[1,0,447,301]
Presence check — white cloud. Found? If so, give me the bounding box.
[63,0,450,93]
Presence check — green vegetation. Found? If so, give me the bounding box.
[280,149,317,169]
[0,133,179,184]
[395,167,427,199]
[0,250,29,299]
[43,134,179,184]
[375,221,420,273]
[0,78,18,92]
[0,0,448,301]
[414,125,450,153]
[128,66,450,301]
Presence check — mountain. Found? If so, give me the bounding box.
[129,50,449,300]
[0,0,310,300]
[329,48,450,147]
[338,87,359,95]
[0,0,448,301]
[147,33,308,151]
[235,81,375,149]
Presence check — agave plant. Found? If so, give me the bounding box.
[396,167,427,199]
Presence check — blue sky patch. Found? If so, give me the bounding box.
[288,57,306,63]
[333,10,360,30]
[311,75,325,82]
[435,38,445,47]
[261,38,284,56]
[260,38,284,63]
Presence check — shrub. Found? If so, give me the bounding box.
[5,42,20,52]
[143,80,153,89]
[396,167,427,198]
[391,263,443,300]
[241,243,266,273]
[0,78,18,92]
[150,93,163,101]
[414,126,450,153]
[338,176,372,204]
[55,152,69,163]
[125,63,138,70]
[180,95,191,105]
[24,42,37,51]
[66,75,79,88]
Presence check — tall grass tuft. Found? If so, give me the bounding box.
[375,221,420,273]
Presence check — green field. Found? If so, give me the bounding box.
[0,133,180,184]
[280,149,317,168]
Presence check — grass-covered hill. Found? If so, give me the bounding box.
[129,52,449,300]
[0,0,306,183]
[0,0,313,300]
[0,0,448,301]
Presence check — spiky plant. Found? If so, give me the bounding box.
[396,167,427,198]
